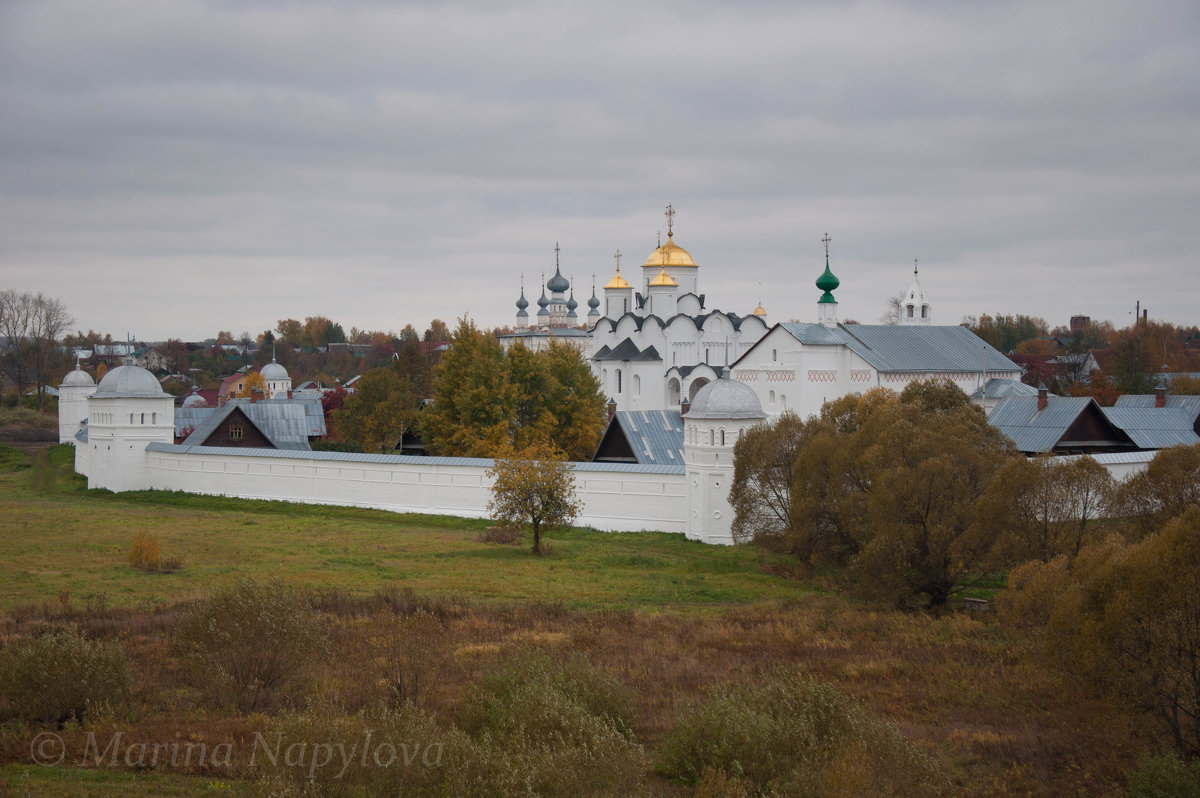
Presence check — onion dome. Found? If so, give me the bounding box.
[816,253,839,304]
[547,266,570,294]
[641,231,697,268]
[515,288,529,311]
[604,266,631,290]
[537,288,550,309]
[182,389,208,408]
[686,379,766,420]
[753,304,767,316]
[649,265,678,287]
[587,289,600,310]
[93,364,167,398]
[566,289,578,311]
[61,365,95,387]
[260,359,289,381]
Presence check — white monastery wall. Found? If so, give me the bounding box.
[140,444,688,534]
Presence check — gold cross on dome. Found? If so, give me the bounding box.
[665,203,675,235]
[613,249,622,271]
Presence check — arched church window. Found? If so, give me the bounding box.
[616,370,623,394]
[772,349,777,362]
[921,305,928,319]
[907,306,914,317]
[769,390,775,404]
[720,429,725,446]
[780,394,787,409]
[634,374,641,398]
[708,428,714,446]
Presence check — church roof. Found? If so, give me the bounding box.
[61,366,95,387]
[591,338,662,362]
[93,364,168,399]
[970,378,1039,399]
[763,323,1018,374]
[687,379,766,420]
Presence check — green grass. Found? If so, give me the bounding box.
[0,445,809,611]
[0,765,250,797]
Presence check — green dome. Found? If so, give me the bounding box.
[816,255,839,303]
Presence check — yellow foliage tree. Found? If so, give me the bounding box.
[486,441,582,555]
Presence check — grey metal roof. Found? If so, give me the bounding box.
[1101,407,1200,449]
[181,399,313,451]
[987,395,1098,453]
[145,442,685,474]
[75,426,88,443]
[971,378,1039,399]
[175,397,326,439]
[612,410,684,465]
[591,338,663,362]
[769,323,1018,374]
[1113,394,1200,421]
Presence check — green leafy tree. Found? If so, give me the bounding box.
[487,441,582,555]
[538,340,607,461]
[333,367,418,453]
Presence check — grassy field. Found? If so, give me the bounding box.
[0,445,1158,796]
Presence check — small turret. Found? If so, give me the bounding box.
[816,232,839,327]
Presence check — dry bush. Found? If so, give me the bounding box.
[658,669,946,797]
[453,649,647,797]
[477,524,523,545]
[1125,749,1200,798]
[0,625,129,723]
[174,577,329,711]
[128,531,183,573]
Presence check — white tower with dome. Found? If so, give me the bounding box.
[260,356,292,399]
[683,378,766,545]
[80,362,176,492]
[58,363,96,443]
[900,260,932,325]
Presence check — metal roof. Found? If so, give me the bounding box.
[971,378,1039,399]
[987,395,1098,453]
[145,442,685,474]
[175,396,326,439]
[1113,394,1200,421]
[181,399,313,451]
[1101,407,1200,449]
[771,323,1018,374]
[591,338,663,362]
[611,410,684,465]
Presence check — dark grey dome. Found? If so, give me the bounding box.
[546,266,570,293]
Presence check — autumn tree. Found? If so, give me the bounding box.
[977,455,1114,563]
[735,380,1018,607]
[393,324,433,399]
[1171,374,1200,395]
[1112,444,1200,540]
[235,371,267,398]
[487,441,583,555]
[966,313,1049,354]
[332,367,418,453]
[421,320,605,460]
[1003,508,1200,756]
[0,290,73,406]
[730,412,814,547]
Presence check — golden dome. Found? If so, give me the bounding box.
[641,232,697,268]
[604,266,631,290]
[753,304,767,316]
[649,265,678,287]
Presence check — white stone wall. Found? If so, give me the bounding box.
[139,445,687,533]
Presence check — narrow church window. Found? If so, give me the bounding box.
[708,428,714,446]
[769,390,775,404]
[720,429,725,446]
[616,370,623,394]
[921,305,928,318]
[907,306,914,317]
[140,413,145,425]
[780,394,787,409]
[772,349,777,362]
[229,426,244,442]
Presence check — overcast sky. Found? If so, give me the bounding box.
[1,0,1197,342]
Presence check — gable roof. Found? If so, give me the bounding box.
[1101,406,1200,448]
[971,378,1039,400]
[989,395,1132,453]
[591,338,662,362]
[181,399,313,451]
[1113,393,1200,422]
[593,410,684,465]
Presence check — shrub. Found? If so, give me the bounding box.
[128,531,183,573]
[477,525,523,545]
[658,669,945,797]
[452,650,646,797]
[1126,749,1200,798]
[253,700,464,797]
[0,626,130,723]
[174,577,329,710]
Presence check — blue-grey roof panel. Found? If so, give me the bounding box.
[775,323,1018,374]
[614,410,684,465]
[987,395,1095,453]
[1113,394,1200,421]
[1101,407,1200,448]
[971,378,1039,399]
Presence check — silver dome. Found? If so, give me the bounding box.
[92,364,167,398]
[686,379,765,420]
[260,360,289,380]
[61,367,95,387]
